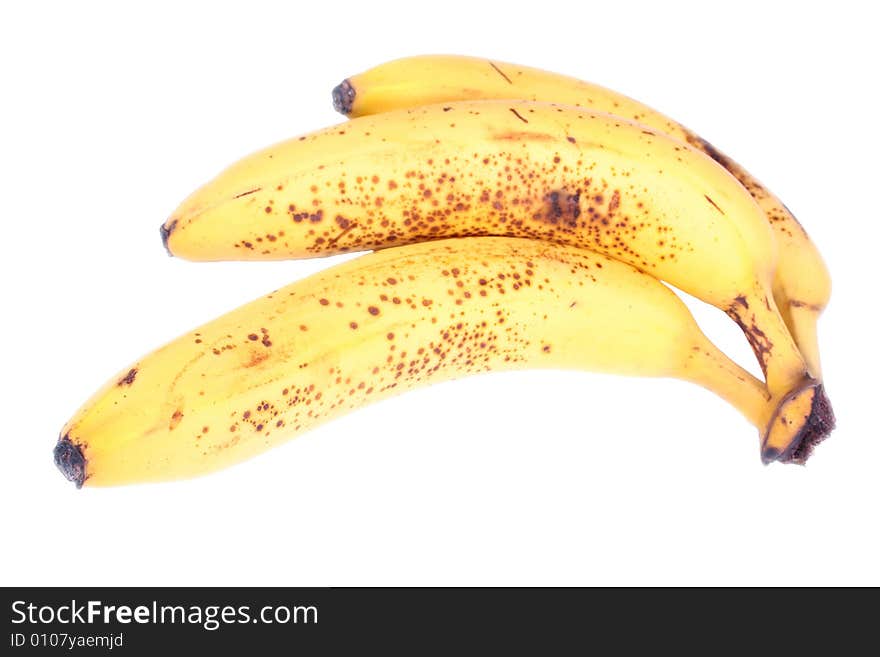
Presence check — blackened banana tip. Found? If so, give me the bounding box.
[54,435,86,488]
[760,446,780,465]
[762,384,835,466]
[778,383,835,465]
[332,79,355,116]
[160,219,177,256]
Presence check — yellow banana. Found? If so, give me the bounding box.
[162,99,829,443]
[54,237,824,488]
[332,54,831,378]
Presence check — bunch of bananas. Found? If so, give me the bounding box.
[55,55,834,488]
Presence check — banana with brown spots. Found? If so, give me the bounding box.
[54,237,825,488]
[332,54,831,380]
[161,100,831,460]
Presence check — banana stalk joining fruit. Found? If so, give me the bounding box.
[331,54,831,379]
[54,238,826,488]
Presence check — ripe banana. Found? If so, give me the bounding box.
[161,99,829,445]
[54,237,824,488]
[332,54,831,378]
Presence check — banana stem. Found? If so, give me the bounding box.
[683,333,834,464]
[682,343,770,430]
[727,288,812,399]
[785,303,823,379]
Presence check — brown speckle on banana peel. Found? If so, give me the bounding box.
[116,368,138,386]
[488,61,514,85]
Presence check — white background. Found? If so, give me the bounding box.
[2,1,877,586]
